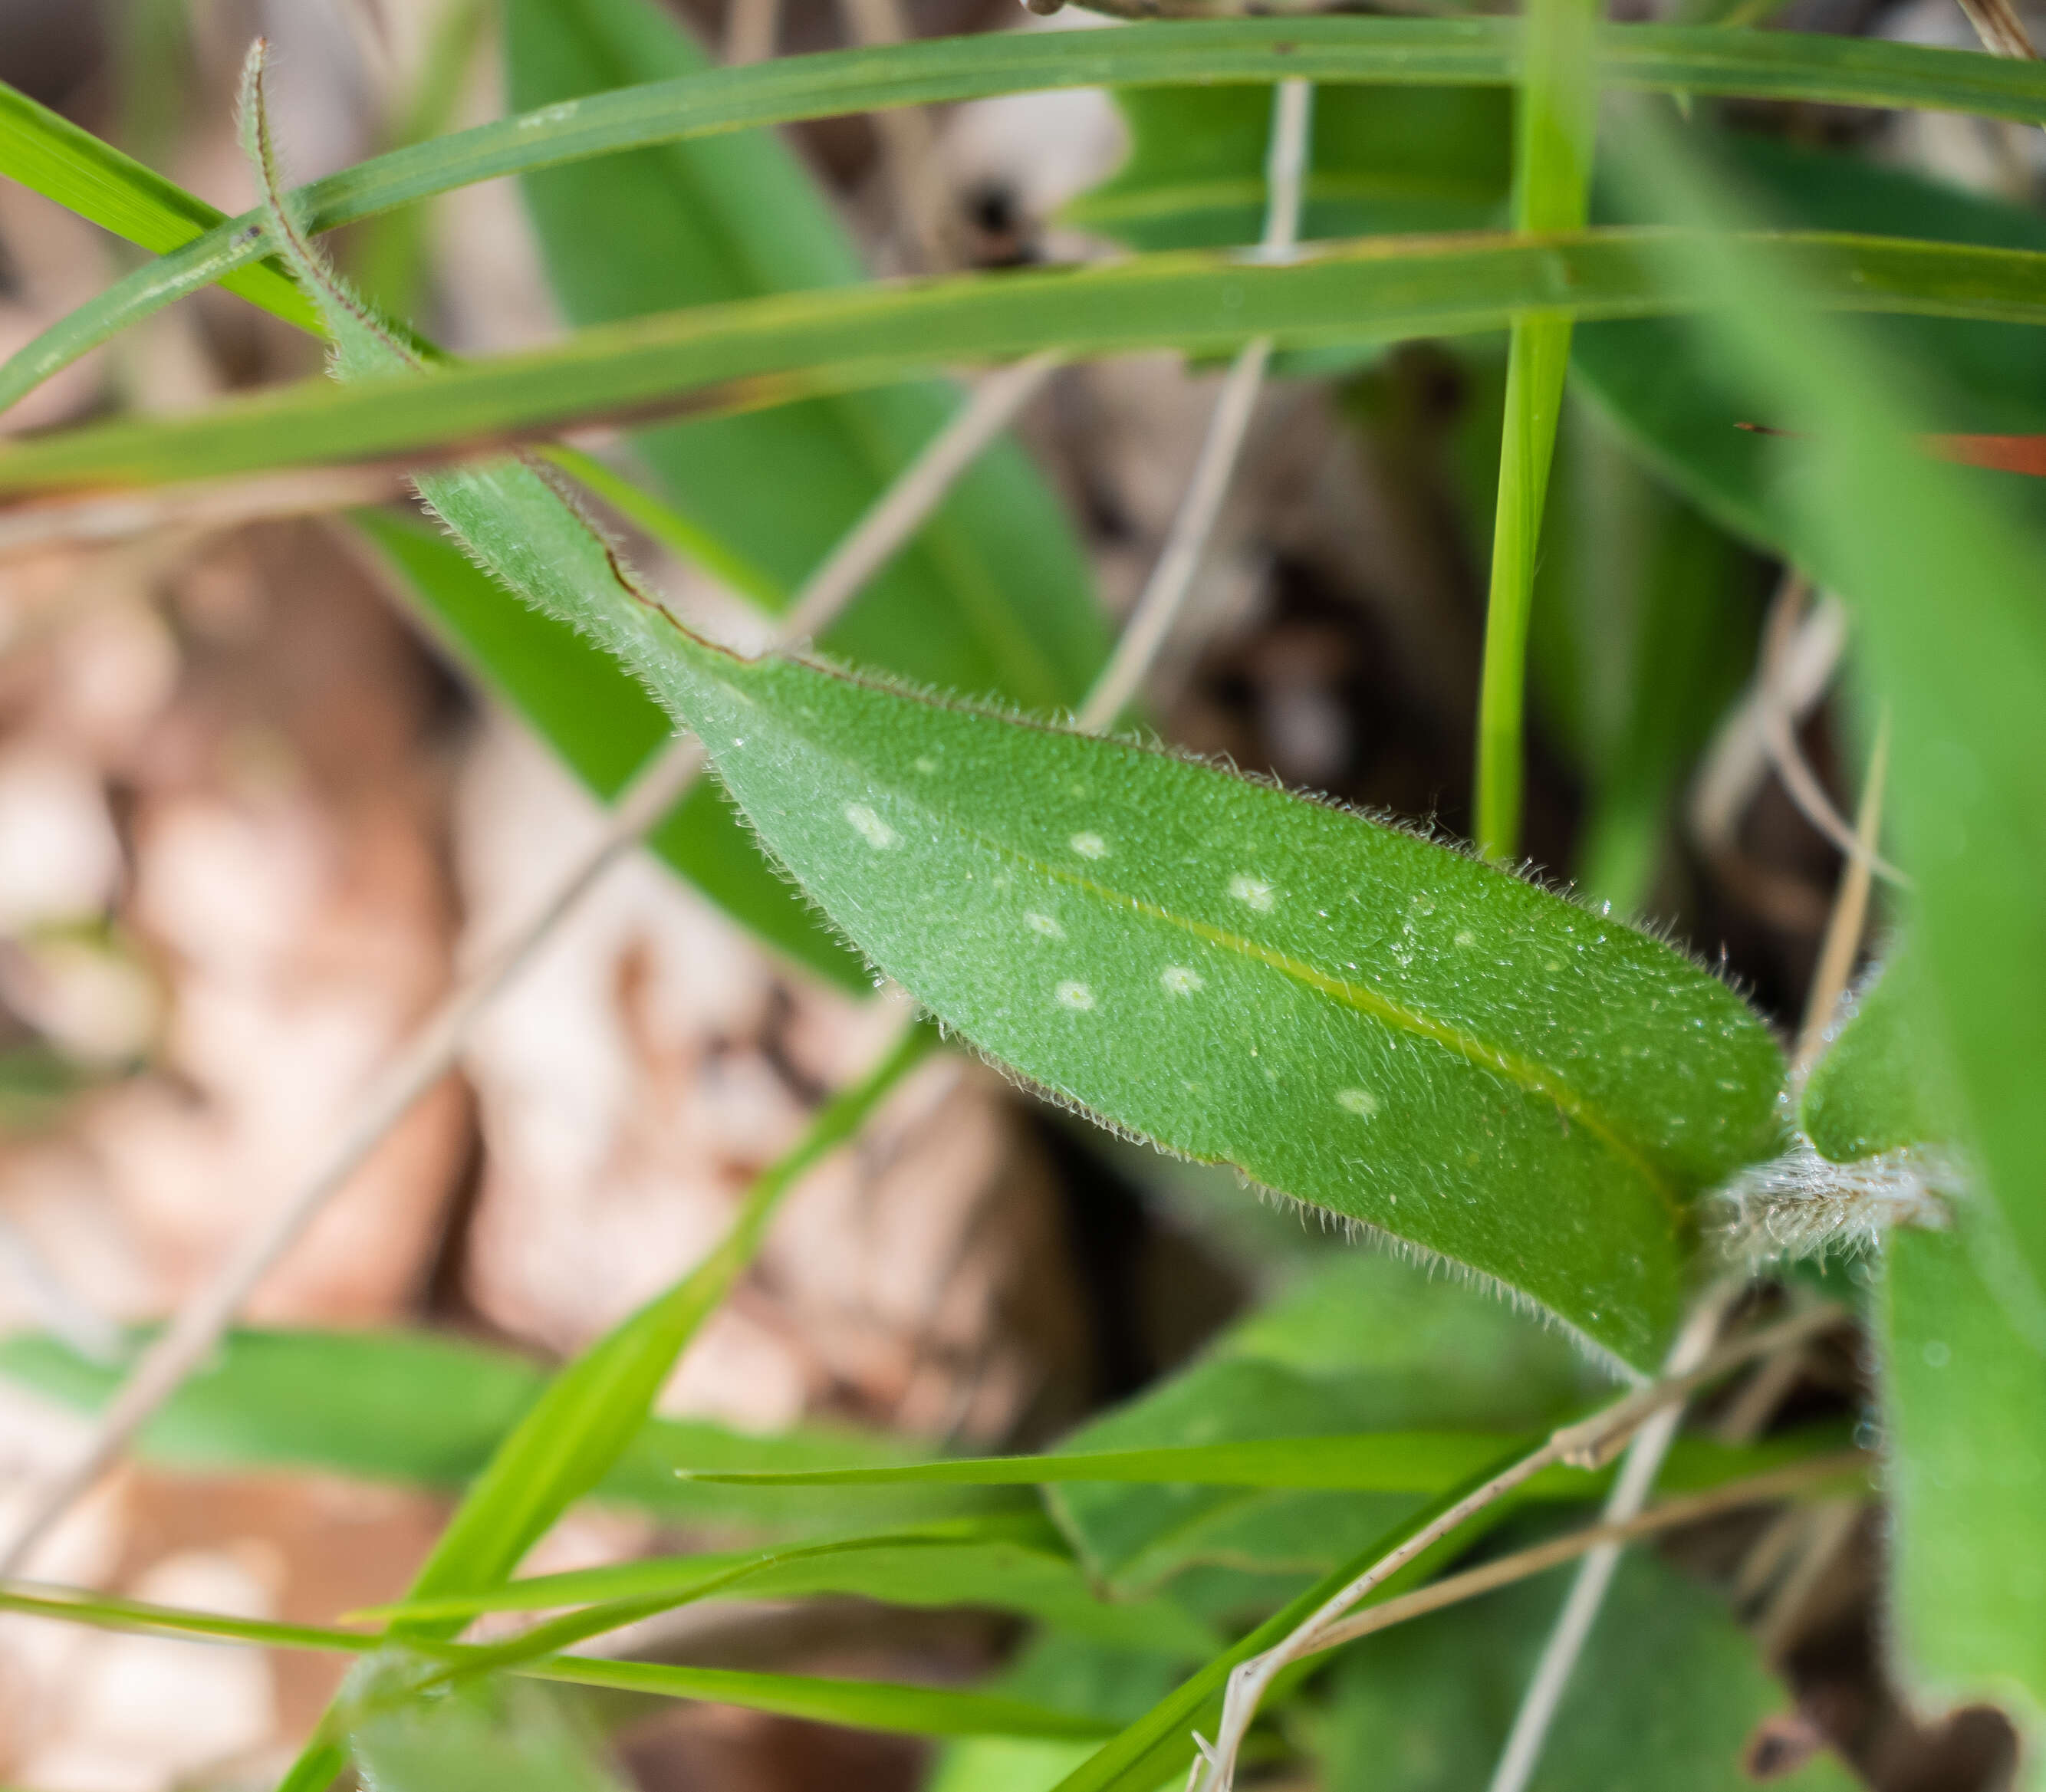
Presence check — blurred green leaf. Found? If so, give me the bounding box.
[1066,84,1509,252]
[369,1514,1219,1658]
[1607,110,2046,1317]
[504,0,1106,713]
[1316,1549,1856,1792]
[1574,133,2046,557]
[1881,1222,2046,1757]
[14,225,2046,496]
[346,1672,630,1792]
[1799,952,1961,1162]
[1526,398,1761,911]
[358,509,861,985]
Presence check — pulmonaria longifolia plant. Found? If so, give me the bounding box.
[0,0,2044,1787]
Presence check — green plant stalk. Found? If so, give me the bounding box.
[1476,0,1599,860]
[9,22,2046,416]
[0,1580,1104,1741]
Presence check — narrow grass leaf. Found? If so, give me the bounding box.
[12,23,2046,414]
[1474,0,1599,861]
[521,1658,1116,1740]
[0,77,314,330]
[679,1429,1841,1494]
[395,1021,935,1616]
[13,228,2046,495]
[0,1323,985,1532]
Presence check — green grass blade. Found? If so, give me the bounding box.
[0,1579,1111,1744]
[516,1658,1115,1740]
[0,77,316,331]
[397,1021,935,1618]
[673,1428,1845,1492]
[0,1323,985,1534]
[1474,0,1598,861]
[10,23,2046,414]
[10,227,2046,495]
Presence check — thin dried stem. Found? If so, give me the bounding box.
[1794,711,1892,1077]
[0,353,1058,1577]
[1186,1303,1845,1792]
[1956,0,2040,62]
[0,468,400,559]
[724,0,784,64]
[835,0,952,270]
[1307,1448,1867,1656]
[1077,77,1311,733]
[1482,1283,1740,1792]
[1757,575,1909,886]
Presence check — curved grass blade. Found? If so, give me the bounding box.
[1473,0,1598,860]
[11,227,2046,495]
[395,1021,934,1619]
[673,1427,1844,1492]
[11,21,2046,413]
[0,1579,1112,1743]
[0,78,314,330]
[519,1658,1115,1740]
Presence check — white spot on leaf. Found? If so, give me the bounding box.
[1454,929,1475,948]
[844,803,899,850]
[1160,965,1204,997]
[1055,981,1095,1011]
[1071,831,1109,860]
[1026,912,1065,939]
[1336,1087,1380,1119]
[1229,873,1275,912]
